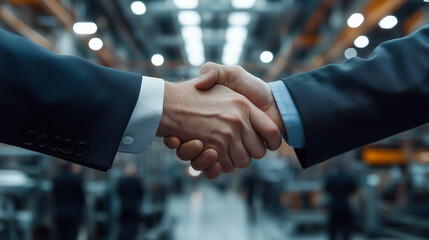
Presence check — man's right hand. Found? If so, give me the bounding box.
[164,63,286,179]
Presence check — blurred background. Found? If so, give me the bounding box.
[0,0,429,239]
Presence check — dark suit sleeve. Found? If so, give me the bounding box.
[281,24,429,168]
[0,29,142,170]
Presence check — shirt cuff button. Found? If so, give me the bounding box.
[122,136,134,145]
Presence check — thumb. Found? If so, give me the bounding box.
[195,62,221,90]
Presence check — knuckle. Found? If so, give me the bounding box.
[237,157,251,169]
[216,127,235,142]
[232,96,249,109]
[266,123,280,139]
[200,62,216,73]
[252,147,266,159]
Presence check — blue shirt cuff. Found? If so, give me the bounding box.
[268,81,305,148]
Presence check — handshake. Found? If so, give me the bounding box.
[155,62,286,179]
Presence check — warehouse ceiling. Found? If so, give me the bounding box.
[0,0,428,81]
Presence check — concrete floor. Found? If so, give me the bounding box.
[165,183,366,240]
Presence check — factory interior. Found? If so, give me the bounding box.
[0,0,428,239]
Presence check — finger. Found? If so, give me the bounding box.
[249,105,282,151]
[176,140,204,161]
[203,162,222,180]
[218,152,235,173]
[228,140,252,168]
[163,136,182,149]
[241,124,266,159]
[190,148,218,171]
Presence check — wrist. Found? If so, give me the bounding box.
[271,98,287,134]
[156,81,176,137]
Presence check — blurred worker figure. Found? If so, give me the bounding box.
[52,163,85,240]
[242,168,257,223]
[117,163,143,240]
[324,162,358,240]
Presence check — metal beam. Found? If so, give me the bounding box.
[263,0,337,82]
[320,0,406,65]
[39,0,121,67]
[0,5,54,50]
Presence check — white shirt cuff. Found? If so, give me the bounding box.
[118,76,164,153]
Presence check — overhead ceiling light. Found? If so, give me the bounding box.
[222,43,243,66]
[174,0,198,9]
[347,13,364,28]
[151,54,164,66]
[181,26,203,42]
[344,48,357,59]
[225,26,248,45]
[228,12,251,26]
[424,0,429,2]
[188,52,205,66]
[73,22,97,35]
[185,41,205,66]
[379,15,398,29]
[354,35,369,48]
[178,11,201,25]
[231,0,256,9]
[260,51,273,63]
[131,1,146,15]
[186,166,201,177]
[88,37,103,51]
[185,43,204,55]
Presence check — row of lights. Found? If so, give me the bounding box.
[130,0,273,67]
[172,0,257,9]
[172,0,274,66]
[72,22,103,51]
[129,1,166,66]
[344,13,399,59]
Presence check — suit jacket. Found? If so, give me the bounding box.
[0,29,142,170]
[283,25,429,168]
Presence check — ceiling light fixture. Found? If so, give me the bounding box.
[378,15,398,29]
[347,13,364,28]
[88,37,103,51]
[354,35,369,48]
[174,0,198,9]
[231,0,256,9]
[73,22,97,35]
[260,51,274,63]
[228,12,251,26]
[151,54,164,66]
[178,11,201,25]
[131,1,146,15]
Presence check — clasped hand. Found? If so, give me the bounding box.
[156,63,286,179]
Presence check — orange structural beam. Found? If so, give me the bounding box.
[362,147,407,165]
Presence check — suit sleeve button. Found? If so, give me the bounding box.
[23,130,38,146]
[37,134,49,148]
[60,139,75,155]
[49,136,61,151]
[75,142,89,157]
